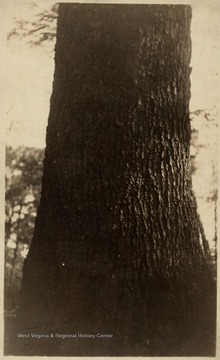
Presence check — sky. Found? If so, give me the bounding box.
[1,0,219,245]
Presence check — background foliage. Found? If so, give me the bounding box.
[5,147,44,313]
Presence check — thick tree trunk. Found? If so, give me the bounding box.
[14,4,215,356]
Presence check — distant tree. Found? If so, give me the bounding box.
[13,4,216,357]
[190,107,218,274]
[5,146,44,311]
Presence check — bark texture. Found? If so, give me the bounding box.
[14,4,216,356]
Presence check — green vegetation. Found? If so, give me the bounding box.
[5,146,44,312]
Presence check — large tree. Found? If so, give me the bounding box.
[13,4,216,356]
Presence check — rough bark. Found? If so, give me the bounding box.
[13,4,216,356]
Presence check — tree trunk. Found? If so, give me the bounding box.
[15,4,216,356]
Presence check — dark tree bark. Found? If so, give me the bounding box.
[14,4,216,356]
